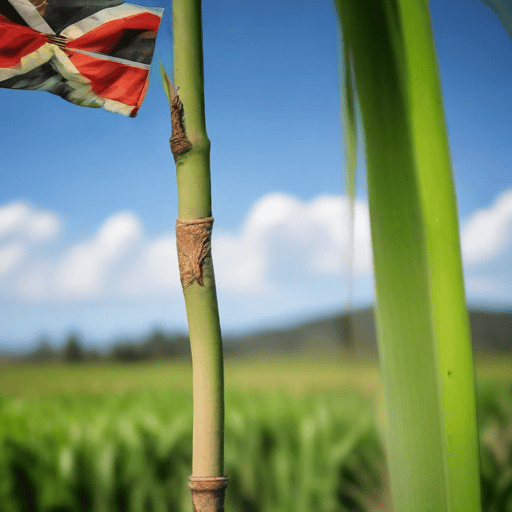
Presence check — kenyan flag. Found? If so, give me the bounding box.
[0,0,163,116]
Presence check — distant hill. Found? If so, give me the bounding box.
[467,311,512,352]
[223,308,512,358]
[2,308,511,363]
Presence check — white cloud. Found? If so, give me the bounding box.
[27,211,61,241]
[17,261,53,301]
[461,189,512,265]
[4,189,512,306]
[0,201,60,241]
[0,243,25,276]
[209,193,373,295]
[0,201,61,290]
[227,192,372,285]
[213,231,270,294]
[56,212,143,299]
[121,236,181,297]
[0,194,374,302]
[0,202,28,237]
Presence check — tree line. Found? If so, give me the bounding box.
[22,330,190,364]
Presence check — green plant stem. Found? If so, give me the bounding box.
[172,0,224,478]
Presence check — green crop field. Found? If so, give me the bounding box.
[2,353,511,399]
[1,355,512,511]
[0,354,382,400]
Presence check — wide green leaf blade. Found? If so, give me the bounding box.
[333,0,482,510]
[398,2,481,510]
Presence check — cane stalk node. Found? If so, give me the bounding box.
[189,475,228,512]
[176,217,214,287]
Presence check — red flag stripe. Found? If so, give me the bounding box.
[60,4,163,41]
[66,12,161,56]
[67,50,148,106]
[0,15,46,67]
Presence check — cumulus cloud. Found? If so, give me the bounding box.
[0,201,60,241]
[461,189,512,265]
[0,201,61,282]
[3,189,511,306]
[0,243,25,276]
[214,193,372,294]
[121,236,181,297]
[0,202,28,237]
[56,212,143,299]
[0,194,373,303]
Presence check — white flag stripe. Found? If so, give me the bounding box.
[61,3,164,40]
[68,48,151,70]
[6,0,54,34]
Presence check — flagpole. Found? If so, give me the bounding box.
[166,0,227,510]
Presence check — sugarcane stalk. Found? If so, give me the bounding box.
[163,0,227,509]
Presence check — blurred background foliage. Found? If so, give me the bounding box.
[1,307,512,512]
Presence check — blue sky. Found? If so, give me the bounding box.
[1,0,511,353]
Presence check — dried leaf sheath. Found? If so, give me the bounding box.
[160,67,193,156]
[170,90,193,156]
[176,217,214,287]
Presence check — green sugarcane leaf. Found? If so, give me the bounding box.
[333,0,481,510]
[399,1,481,510]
